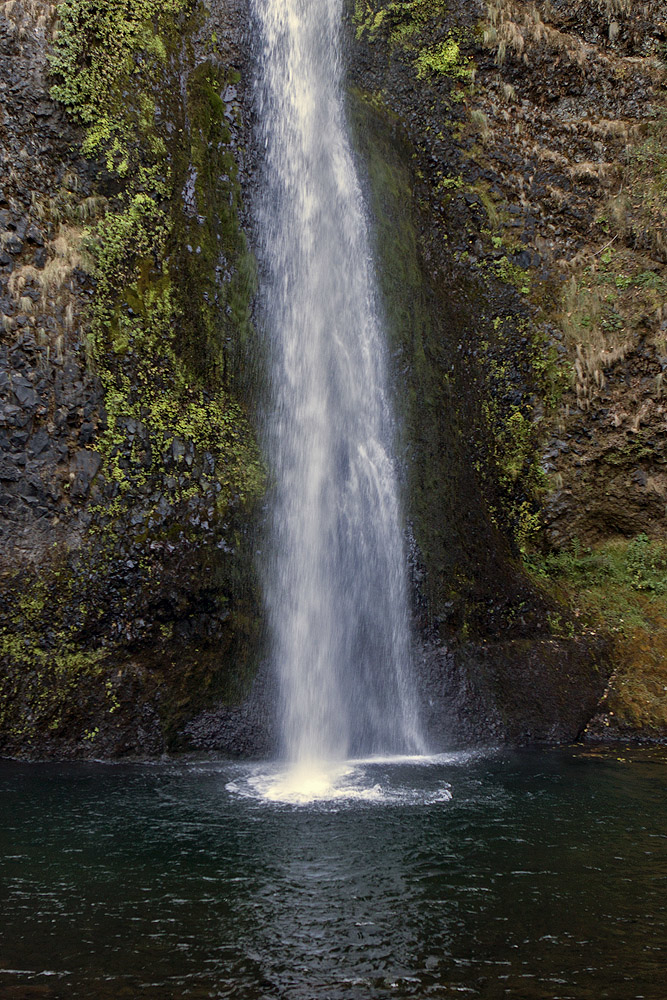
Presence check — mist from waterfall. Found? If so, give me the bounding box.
[253,0,424,765]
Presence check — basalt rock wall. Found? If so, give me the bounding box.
[345,0,667,743]
[0,0,268,759]
[1,0,665,758]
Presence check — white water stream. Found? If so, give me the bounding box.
[253,0,424,782]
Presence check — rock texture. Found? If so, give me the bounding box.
[0,0,266,759]
[345,0,666,743]
[0,0,665,758]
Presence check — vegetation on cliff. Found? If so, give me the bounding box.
[49,0,263,509]
[528,535,667,738]
[0,0,264,757]
[348,0,666,738]
[352,0,566,556]
[1,0,664,753]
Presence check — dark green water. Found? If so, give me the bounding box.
[1,748,665,999]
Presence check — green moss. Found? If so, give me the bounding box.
[355,0,448,40]
[354,0,391,40]
[0,507,264,750]
[172,61,258,381]
[51,0,194,177]
[0,570,109,742]
[0,0,268,754]
[51,0,265,512]
[354,0,475,84]
[559,250,666,363]
[493,255,531,294]
[473,314,567,552]
[415,36,473,80]
[50,0,192,174]
[87,185,263,509]
[525,535,667,637]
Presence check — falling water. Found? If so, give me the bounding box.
[254,0,423,766]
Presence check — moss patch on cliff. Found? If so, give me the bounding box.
[349,10,568,559]
[355,0,475,92]
[50,0,192,175]
[527,535,667,633]
[349,88,562,642]
[526,536,667,737]
[0,561,111,749]
[346,0,665,739]
[0,0,266,758]
[0,505,263,757]
[473,313,568,551]
[49,0,264,510]
[555,208,666,412]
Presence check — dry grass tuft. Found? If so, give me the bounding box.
[470,108,491,141]
[40,226,85,306]
[501,80,517,102]
[485,0,590,68]
[599,0,633,16]
[76,195,108,222]
[653,329,667,357]
[568,161,615,187]
[8,265,40,298]
[0,0,57,45]
[536,146,568,166]
[584,118,641,146]
[560,273,634,408]
[6,225,86,343]
[63,301,75,331]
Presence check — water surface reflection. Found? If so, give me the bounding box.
[1,748,665,998]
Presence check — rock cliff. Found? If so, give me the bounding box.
[346,0,666,742]
[0,0,266,757]
[0,0,664,757]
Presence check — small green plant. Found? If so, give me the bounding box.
[627,534,667,593]
[494,256,531,294]
[438,175,464,192]
[546,612,576,637]
[415,36,473,79]
[525,535,667,634]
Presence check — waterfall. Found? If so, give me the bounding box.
[253,0,424,764]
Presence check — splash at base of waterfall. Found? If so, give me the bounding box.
[222,754,484,807]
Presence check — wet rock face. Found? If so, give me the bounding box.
[416,632,608,748]
[0,0,266,760]
[0,0,662,756]
[0,346,103,556]
[343,0,667,743]
[0,3,100,562]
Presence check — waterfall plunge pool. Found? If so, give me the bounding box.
[1,747,665,999]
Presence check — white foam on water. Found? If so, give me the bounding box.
[225,756,455,807]
[347,751,486,767]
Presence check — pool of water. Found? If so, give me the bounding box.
[1,748,665,999]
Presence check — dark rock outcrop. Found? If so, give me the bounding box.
[343,0,666,743]
[0,0,266,759]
